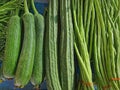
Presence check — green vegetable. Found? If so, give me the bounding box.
[72,0,94,90]
[15,0,35,88]
[59,0,75,90]
[0,0,22,60]
[30,0,45,87]
[45,0,62,89]
[3,14,21,79]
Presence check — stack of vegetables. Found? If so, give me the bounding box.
[93,0,120,89]
[0,0,120,90]
[72,0,120,90]
[45,0,75,90]
[1,0,45,88]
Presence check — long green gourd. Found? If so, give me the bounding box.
[30,0,44,87]
[0,0,22,60]
[59,0,75,90]
[3,12,21,79]
[15,0,35,88]
[45,0,62,89]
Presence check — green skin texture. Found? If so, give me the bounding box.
[59,0,75,90]
[45,0,62,89]
[31,13,44,86]
[72,0,94,90]
[15,13,35,88]
[3,15,21,79]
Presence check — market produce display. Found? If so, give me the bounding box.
[0,0,120,90]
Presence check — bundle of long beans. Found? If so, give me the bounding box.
[93,0,120,89]
[72,0,94,90]
[72,0,120,89]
